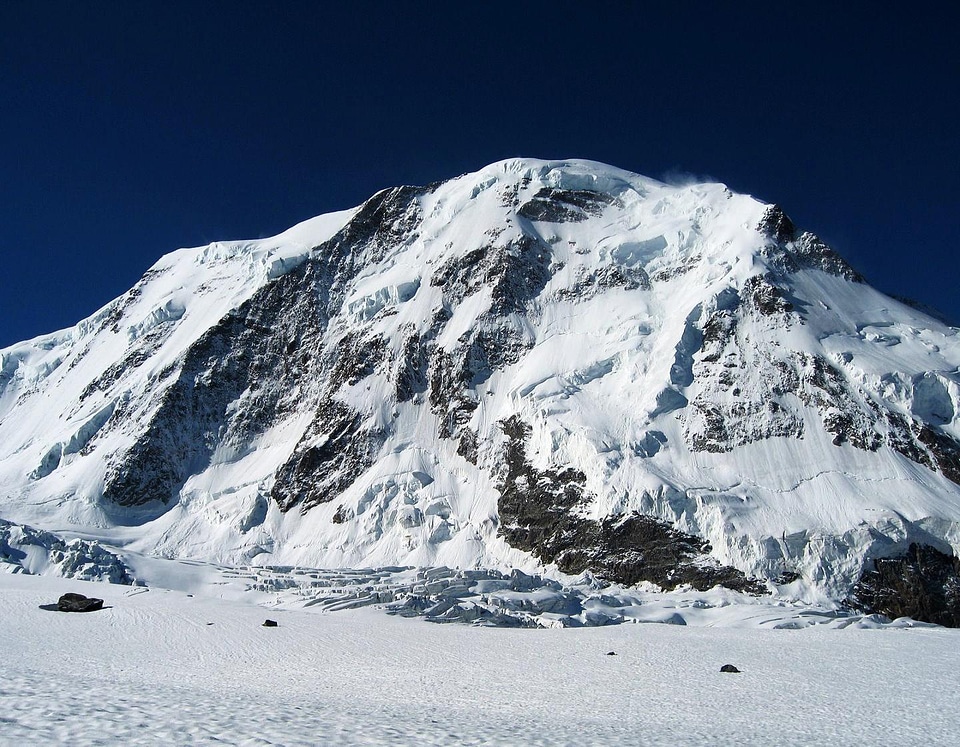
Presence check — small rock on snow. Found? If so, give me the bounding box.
[56,593,104,613]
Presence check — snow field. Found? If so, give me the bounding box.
[1,572,958,746]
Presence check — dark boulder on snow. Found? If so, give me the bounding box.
[262,619,278,627]
[57,593,104,612]
[720,664,741,673]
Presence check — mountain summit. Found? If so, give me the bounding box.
[2,158,959,608]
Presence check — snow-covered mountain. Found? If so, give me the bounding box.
[2,158,959,607]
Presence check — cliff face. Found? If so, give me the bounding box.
[2,158,959,605]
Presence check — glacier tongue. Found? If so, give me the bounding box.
[0,157,959,610]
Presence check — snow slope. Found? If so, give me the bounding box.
[1,158,959,604]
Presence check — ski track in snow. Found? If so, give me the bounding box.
[1,573,959,746]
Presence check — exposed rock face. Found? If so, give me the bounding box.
[850,543,960,627]
[2,158,959,606]
[917,426,960,485]
[101,187,426,512]
[497,416,765,593]
[431,234,554,314]
[684,287,952,475]
[272,397,385,512]
[518,187,619,223]
[757,204,796,243]
[103,259,332,508]
[759,204,864,282]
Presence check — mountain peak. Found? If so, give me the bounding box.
[1,159,958,612]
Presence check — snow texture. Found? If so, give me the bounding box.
[1,569,958,746]
[0,518,136,584]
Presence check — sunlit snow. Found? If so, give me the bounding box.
[2,157,960,744]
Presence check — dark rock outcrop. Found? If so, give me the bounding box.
[101,185,431,511]
[431,234,553,314]
[743,274,793,317]
[102,258,332,508]
[849,543,960,627]
[917,426,960,486]
[758,205,796,243]
[758,205,863,282]
[496,415,765,593]
[518,188,617,223]
[271,398,385,512]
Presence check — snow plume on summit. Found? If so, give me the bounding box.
[1,158,959,613]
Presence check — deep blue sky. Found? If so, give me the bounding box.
[1,3,957,347]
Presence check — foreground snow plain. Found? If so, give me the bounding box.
[2,569,958,746]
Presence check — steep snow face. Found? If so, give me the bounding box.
[1,158,959,602]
